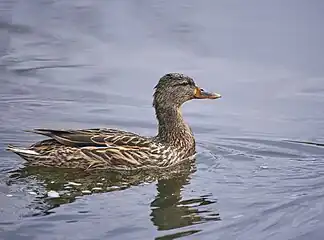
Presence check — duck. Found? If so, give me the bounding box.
[7,73,221,171]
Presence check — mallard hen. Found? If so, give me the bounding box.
[7,73,221,170]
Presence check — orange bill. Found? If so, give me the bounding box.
[194,87,222,99]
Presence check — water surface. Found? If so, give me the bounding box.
[1,1,324,239]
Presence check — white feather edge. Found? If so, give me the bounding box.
[7,146,40,155]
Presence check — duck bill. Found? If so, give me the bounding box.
[194,87,222,99]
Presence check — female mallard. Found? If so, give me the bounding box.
[7,73,221,170]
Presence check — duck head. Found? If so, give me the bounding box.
[153,73,221,108]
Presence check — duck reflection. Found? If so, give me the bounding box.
[151,171,221,233]
[7,161,220,232]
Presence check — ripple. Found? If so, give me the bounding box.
[11,64,89,74]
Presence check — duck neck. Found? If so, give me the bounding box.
[155,105,195,148]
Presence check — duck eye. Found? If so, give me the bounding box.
[200,88,205,92]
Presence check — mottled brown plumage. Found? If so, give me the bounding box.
[7,73,221,171]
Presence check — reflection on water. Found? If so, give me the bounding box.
[151,174,220,232]
[6,161,220,238]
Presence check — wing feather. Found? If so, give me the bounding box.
[80,146,143,170]
[28,128,152,148]
[25,128,170,169]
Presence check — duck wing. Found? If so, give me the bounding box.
[28,128,152,148]
[24,129,166,170]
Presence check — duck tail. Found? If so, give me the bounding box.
[7,144,40,161]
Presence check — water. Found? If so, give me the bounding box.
[1,1,324,239]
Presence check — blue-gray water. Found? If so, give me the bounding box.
[1,1,324,239]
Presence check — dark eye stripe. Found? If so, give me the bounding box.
[174,81,189,86]
[189,80,195,86]
[175,80,196,87]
